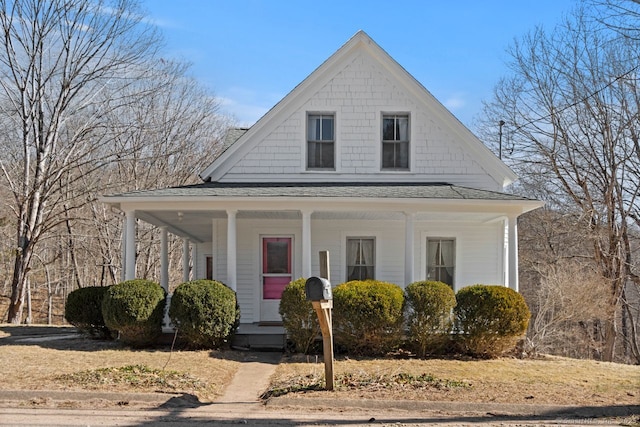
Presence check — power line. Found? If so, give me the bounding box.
[505,60,640,137]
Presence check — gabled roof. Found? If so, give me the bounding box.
[199,30,517,187]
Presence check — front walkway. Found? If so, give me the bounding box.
[216,351,282,404]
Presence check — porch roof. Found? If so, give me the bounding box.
[104,182,535,202]
[102,182,543,244]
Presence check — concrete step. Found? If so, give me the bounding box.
[233,324,286,350]
[232,333,286,351]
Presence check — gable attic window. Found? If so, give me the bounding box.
[307,113,335,169]
[382,114,409,170]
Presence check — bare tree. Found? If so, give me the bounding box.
[518,209,614,359]
[482,4,640,362]
[0,0,161,323]
[87,58,230,290]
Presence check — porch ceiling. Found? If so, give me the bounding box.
[135,209,505,243]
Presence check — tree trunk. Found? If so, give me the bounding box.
[26,279,31,325]
[7,250,29,324]
[602,320,616,362]
[64,204,82,289]
[47,281,52,325]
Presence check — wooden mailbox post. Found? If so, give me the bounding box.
[305,250,334,391]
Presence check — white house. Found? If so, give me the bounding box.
[102,31,542,327]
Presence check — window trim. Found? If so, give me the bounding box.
[345,236,376,282]
[306,112,336,170]
[381,112,410,171]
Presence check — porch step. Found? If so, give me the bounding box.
[158,324,287,350]
[232,323,286,351]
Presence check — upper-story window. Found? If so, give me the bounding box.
[382,114,409,170]
[307,113,335,169]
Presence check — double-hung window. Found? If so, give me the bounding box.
[427,238,455,288]
[346,237,375,281]
[382,114,409,170]
[307,113,335,169]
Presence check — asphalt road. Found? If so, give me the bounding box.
[0,404,636,426]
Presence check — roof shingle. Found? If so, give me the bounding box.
[106,182,534,202]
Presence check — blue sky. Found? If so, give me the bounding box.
[142,0,576,131]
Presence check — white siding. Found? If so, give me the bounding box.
[309,218,406,286]
[418,222,505,291]
[221,53,501,190]
[236,219,258,323]
[196,216,506,323]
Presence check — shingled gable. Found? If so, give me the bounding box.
[199,30,516,188]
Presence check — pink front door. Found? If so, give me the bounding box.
[261,237,292,321]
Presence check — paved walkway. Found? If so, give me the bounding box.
[216,351,282,404]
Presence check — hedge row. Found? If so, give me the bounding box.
[65,279,239,349]
[280,279,530,358]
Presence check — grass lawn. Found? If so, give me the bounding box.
[0,325,240,402]
[1,325,638,407]
[266,355,639,406]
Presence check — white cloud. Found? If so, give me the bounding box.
[444,93,467,111]
[218,96,269,127]
[218,87,284,127]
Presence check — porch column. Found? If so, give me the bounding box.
[125,210,136,280]
[404,212,415,286]
[507,214,519,292]
[120,215,126,282]
[182,238,190,282]
[227,210,237,291]
[301,209,312,278]
[211,219,217,279]
[160,227,169,292]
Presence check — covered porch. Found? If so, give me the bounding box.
[103,182,543,332]
[120,208,522,290]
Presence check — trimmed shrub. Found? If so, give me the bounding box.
[65,286,112,339]
[169,279,239,349]
[333,280,404,355]
[405,281,456,356]
[279,277,320,354]
[454,285,531,358]
[102,279,165,347]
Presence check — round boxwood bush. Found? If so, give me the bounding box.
[405,281,456,357]
[333,280,404,355]
[454,285,530,358]
[279,278,320,354]
[169,279,239,349]
[65,286,112,339]
[101,279,166,347]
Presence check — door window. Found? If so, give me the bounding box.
[262,237,292,299]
